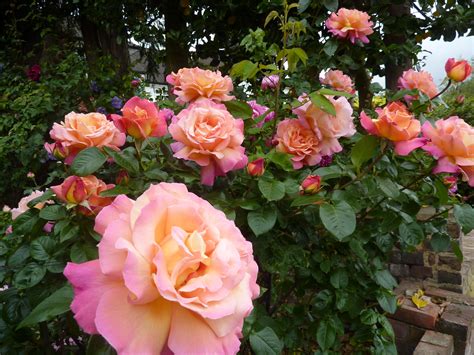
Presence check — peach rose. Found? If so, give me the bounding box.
[320,70,355,94]
[64,183,259,354]
[360,101,426,155]
[169,99,247,186]
[326,8,374,44]
[247,158,265,177]
[111,96,167,140]
[293,95,356,156]
[52,175,114,214]
[11,190,48,220]
[166,67,234,105]
[422,116,474,186]
[445,58,472,82]
[274,118,322,169]
[49,112,125,164]
[398,69,438,99]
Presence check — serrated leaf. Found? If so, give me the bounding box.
[99,185,130,197]
[430,233,451,252]
[264,10,279,27]
[309,92,336,115]
[18,285,72,328]
[250,327,283,355]
[258,178,286,201]
[27,189,54,208]
[298,0,311,13]
[291,194,323,207]
[377,292,397,313]
[230,60,259,80]
[248,209,277,236]
[224,100,253,119]
[318,87,354,98]
[14,263,46,289]
[351,135,379,170]
[323,0,338,11]
[453,204,474,234]
[39,205,67,221]
[323,39,338,56]
[70,147,107,176]
[319,201,356,240]
[377,177,400,199]
[399,222,424,246]
[375,269,397,290]
[104,147,139,175]
[317,319,336,350]
[330,269,348,289]
[267,150,293,171]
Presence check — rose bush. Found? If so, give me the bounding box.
[1,2,473,354]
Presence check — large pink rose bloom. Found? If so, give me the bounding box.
[293,95,356,156]
[64,183,259,354]
[422,116,474,186]
[49,112,125,164]
[326,8,374,44]
[320,70,355,94]
[169,99,248,186]
[166,67,234,105]
[398,69,438,99]
[274,118,322,169]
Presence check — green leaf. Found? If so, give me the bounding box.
[330,269,348,289]
[351,135,379,170]
[264,10,279,27]
[323,39,338,56]
[144,168,168,181]
[430,233,451,252]
[309,92,336,115]
[60,225,80,243]
[14,263,46,289]
[86,335,116,355]
[230,60,259,80]
[291,194,323,207]
[434,179,448,205]
[249,327,283,355]
[451,241,463,262]
[360,309,378,325]
[314,290,332,310]
[30,237,55,261]
[399,222,424,246]
[374,270,397,290]
[323,0,338,11]
[39,205,67,221]
[18,285,73,328]
[99,185,130,197]
[453,204,474,234]
[349,239,367,261]
[104,147,139,175]
[377,177,400,199]
[258,178,286,201]
[318,87,354,98]
[267,150,293,171]
[8,245,30,267]
[70,147,107,176]
[298,0,311,13]
[248,209,277,236]
[317,319,336,350]
[319,201,356,240]
[224,100,253,119]
[313,166,342,179]
[377,292,397,314]
[13,209,40,234]
[27,189,54,208]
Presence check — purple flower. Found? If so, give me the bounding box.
[96,107,108,115]
[90,80,101,93]
[27,64,41,82]
[261,75,279,90]
[111,96,123,110]
[319,155,333,167]
[248,100,275,128]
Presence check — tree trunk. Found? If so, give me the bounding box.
[384,3,412,91]
[164,1,189,75]
[354,68,372,112]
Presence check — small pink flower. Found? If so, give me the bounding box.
[169,99,247,186]
[300,175,322,195]
[11,190,49,220]
[64,182,259,355]
[320,70,355,94]
[443,176,458,195]
[261,75,279,90]
[445,58,472,82]
[111,97,167,140]
[131,79,141,88]
[27,64,41,81]
[43,222,54,233]
[422,116,474,186]
[247,158,265,176]
[326,8,374,44]
[398,69,438,99]
[5,225,13,235]
[248,100,275,127]
[27,172,35,179]
[166,67,234,105]
[2,205,11,212]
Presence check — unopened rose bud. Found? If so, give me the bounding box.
[27,172,35,178]
[247,158,265,177]
[52,176,88,204]
[445,58,472,82]
[131,79,141,88]
[300,175,322,195]
[2,205,11,212]
[456,95,465,104]
[116,170,130,185]
[261,75,279,90]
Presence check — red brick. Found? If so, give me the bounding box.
[410,265,433,279]
[389,319,424,355]
[436,304,474,342]
[424,287,474,306]
[390,299,441,330]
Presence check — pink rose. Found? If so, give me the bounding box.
[326,8,374,44]
[64,183,259,354]
[112,97,167,140]
[49,112,125,164]
[422,116,474,186]
[398,69,438,99]
[293,95,356,156]
[169,99,248,186]
[274,118,322,169]
[300,175,322,195]
[248,100,275,127]
[166,67,234,105]
[11,190,48,220]
[320,70,355,94]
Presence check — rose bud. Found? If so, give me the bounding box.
[247,158,265,177]
[456,95,465,104]
[52,176,88,204]
[45,142,69,160]
[443,175,458,195]
[300,175,322,195]
[116,170,130,185]
[261,75,279,90]
[445,58,472,82]
[131,79,141,88]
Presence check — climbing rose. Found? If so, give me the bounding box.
[398,69,438,99]
[445,58,472,82]
[11,190,48,220]
[422,116,474,186]
[49,112,125,164]
[320,70,355,94]
[360,101,426,155]
[274,118,322,169]
[326,8,374,44]
[169,99,247,186]
[64,182,259,355]
[166,67,234,105]
[112,97,167,140]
